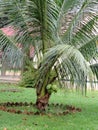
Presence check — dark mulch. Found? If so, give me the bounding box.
[0,102,81,116]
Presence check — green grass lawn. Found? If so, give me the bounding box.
[0,84,98,130]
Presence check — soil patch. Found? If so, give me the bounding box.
[0,102,81,116]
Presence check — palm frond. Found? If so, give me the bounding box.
[56,0,84,36]
[90,64,98,80]
[72,15,98,47]
[36,44,92,92]
[79,36,98,61]
[0,30,23,68]
[0,0,59,51]
[61,0,98,44]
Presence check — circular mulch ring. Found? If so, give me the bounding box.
[0,102,81,116]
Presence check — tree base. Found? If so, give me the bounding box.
[36,93,50,111]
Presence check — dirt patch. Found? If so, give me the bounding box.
[0,102,81,116]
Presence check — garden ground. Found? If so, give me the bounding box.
[0,84,98,130]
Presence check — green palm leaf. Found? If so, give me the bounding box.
[36,44,92,93]
[0,30,23,68]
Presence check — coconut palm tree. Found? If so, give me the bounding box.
[0,0,98,110]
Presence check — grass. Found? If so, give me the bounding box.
[0,84,98,130]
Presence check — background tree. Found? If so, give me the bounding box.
[0,0,98,111]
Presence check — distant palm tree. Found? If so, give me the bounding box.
[0,0,98,110]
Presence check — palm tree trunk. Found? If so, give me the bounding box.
[35,67,57,111]
[36,91,51,111]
